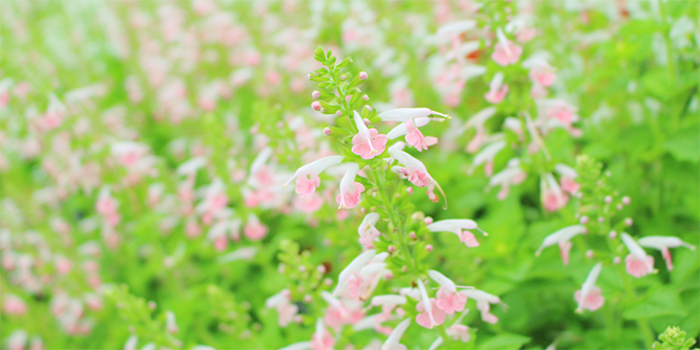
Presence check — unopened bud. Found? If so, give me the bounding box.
[586,250,594,258]
[363,118,370,127]
[359,72,368,80]
[624,218,633,226]
[345,95,352,102]
[609,230,617,239]
[311,101,321,111]
[409,232,416,239]
[605,196,612,203]
[323,127,331,136]
[388,246,396,253]
[424,217,433,225]
[304,295,312,302]
[426,245,433,252]
[613,257,621,264]
[579,216,589,224]
[362,95,369,100]
[622,196,630,205]
[340,74,347,80]
[312,90,321,99]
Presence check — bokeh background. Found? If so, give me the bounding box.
[0,1,698,349]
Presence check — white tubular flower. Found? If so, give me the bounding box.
[388,149,446,207]
[575,263,604,313]
[377,108,447,123]
[283,155,344,197]
[426,219,485,247]
[535,225,586,265]
[638,236,696,271]
[381,318,411,350]
[334,249,377,296]
[621,233,656,278]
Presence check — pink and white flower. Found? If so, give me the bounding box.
[415,279,446,329]
[266,289,299,327]
[461,289,501,324]
[638,236,696,271]
[380,318,411,350]
[427,219,485,247]
[484,72,509,104]
[621,233,656,278]
[388,149,446,205]
[284,155,344,198]
[335,163,364,209]
[428,270,467,314]
[541,174,569,212]
[351,111,387,159]
[358,213,381,248]
[574,263,605,312]
[535,225,586,265]
[491,29,523,66]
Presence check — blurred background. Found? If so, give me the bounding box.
[0,0,698,349]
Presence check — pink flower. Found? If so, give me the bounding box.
[427,219,485,248]
[529,66,556,87]
[381,318,411,350]
[333,250,387,300]
[358,213,381,248]
[4,294,27,315]
[389,149,446,206]
[416,298,446,329]
[351,111,387,159]
[335,163,365,209]
[638,236,696,271]
[284,155,344,198]
[462,289,501,324]
[484,72,509,104]
[621,233,656,278]
[310,319,335,350]
[447,324,471,342]
[243,214,268,240]
[404,118,438,151]
[266,290,298,327]
[541,174,569,212]
[414,279,446,329]
[491,29,523,66]
[536,225,586,265]
[428,270,467,314]
[575,263,604,313]
[321,294,365,330]
[574,286,605,312]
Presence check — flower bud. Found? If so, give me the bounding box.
[362,95,369,100]
[604,196,612,203]
[345,95,352,102]
[613,257,621,264]
[304,295,312,302]
[608,230,617,239]
[340,74,347,80]
[409,232,416,239]
[311,101,321,111]
[359,72,368,80]
[616,204,623,210]
[622,196,630,205]
[424,217,433,225]
[586,250,594,258]
[323,127,332,136]
[579,216,589,225]
[312,90,321,99]
[624,218,633,226]
[388,246,396,253]
[426,245,433,252]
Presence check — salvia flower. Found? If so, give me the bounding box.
[491,28,523,66]
[381,318,411,350]
[283,155,344,197]
[461,289,501,324]
[484,72,509,104]
[415,278,446,329]
[428,270,467,314]
[388,149,446,206]
[358,213,381,248]
[266,289,298,327]
[535,225,586,265]
[541,173,569,212]
[335,163,364,209]
[351,111,387,159]
[621,233,656,278]
[309,318,334,350]
[574,263,604,313]
[637,236,695,271]
[426,219,485,247]
[468,140,506,177]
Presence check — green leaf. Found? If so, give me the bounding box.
[623,287,687,320]
[664,126,700,163]
[477,333,531,350]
